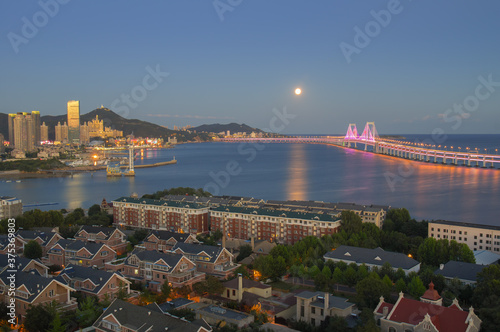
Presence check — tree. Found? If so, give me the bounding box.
[76,296,101,328]
[236,244,253,262]
[340,211,363,234]
[344,266,357,287]
[47,312,65,332]
[117,280,129,300]
[407,276,426,298]
[356,275,391,309]
[24,240,43,259]
[88,204,102,217]
[395,278,406,293]
[24,302,56,332]
[382,275,393,291]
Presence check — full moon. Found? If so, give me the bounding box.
[295,88,302,95]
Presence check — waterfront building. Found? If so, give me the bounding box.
[8,112,38,151]
[374,288,481,332]
[67,100,80,144]
[55,121,69,143]
[40,122,49,141]
[210,206,341,245]
[428,220,500,253]
[0,196,23,219]
[112,197,210,234]
[324,245,420,275]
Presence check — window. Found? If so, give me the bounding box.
[300,306,304,317]
[311,307,315,314]
[48,290,55,297]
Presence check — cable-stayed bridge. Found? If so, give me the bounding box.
[218,122,500,168]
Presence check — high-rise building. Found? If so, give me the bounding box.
[55,121,69,143]
[67,100,80,144]
[7,114,15,143]
[40,122,49,141]
[0,134,4,153]
[9,112,37,152]
[32,110,41,145]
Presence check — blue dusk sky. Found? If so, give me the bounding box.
[1,1,499,135]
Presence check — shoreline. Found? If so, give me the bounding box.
[0,159,177,180]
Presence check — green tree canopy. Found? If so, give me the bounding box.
[24,240,43,259]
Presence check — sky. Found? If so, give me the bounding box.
[1,1,500,135]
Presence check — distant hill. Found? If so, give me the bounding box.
[192,123,263,134]
[0,108,209,142]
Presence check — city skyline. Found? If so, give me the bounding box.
[1,1,500,135]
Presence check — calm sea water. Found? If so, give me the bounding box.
[1,134,499,225]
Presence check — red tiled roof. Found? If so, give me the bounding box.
[376,301,394,314]
[421,281,441,301]
[389,298,468,332]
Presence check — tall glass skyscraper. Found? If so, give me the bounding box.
[67,100,80,144]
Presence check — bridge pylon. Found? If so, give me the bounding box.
[359,122,378,142]
[345,123,358,140]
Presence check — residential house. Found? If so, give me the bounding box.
[295,291,356,327]
[374,288,481,332]
[169,243,238,279]
[222,274,272,302]
[47,239,116,268]
[0,254,49,277]
[15,229,63,256]
[324,245,420,275]
[434,261,485,285]
[74,225,128,255]
[93,299,211,332]
[193,303,254,328]
[144,230,199,252]
[56,265,131,301]
[114,249,205,291]
[0,270,77,319]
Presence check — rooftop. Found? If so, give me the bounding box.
[324,245,420,270]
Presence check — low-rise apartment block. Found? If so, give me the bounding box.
[210,206,341,245]
[112,197,209,234]
[0,196,22,219]
[428,220,500,253]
